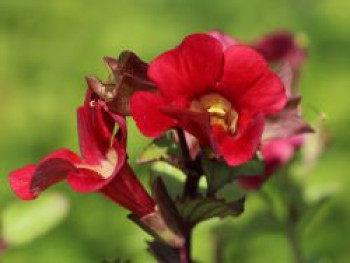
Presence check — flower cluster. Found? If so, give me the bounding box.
[8,30,313,260]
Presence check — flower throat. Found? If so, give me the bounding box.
[190,93,238,134]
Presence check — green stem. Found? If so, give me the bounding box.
[213,236,223,263]
[286,205,305,263]
[286,223,304,263]
[260,183,305,263]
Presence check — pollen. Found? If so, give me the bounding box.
[190,93,238,134]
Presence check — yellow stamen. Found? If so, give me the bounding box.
[190,93,238,134]
[207,106,226,116]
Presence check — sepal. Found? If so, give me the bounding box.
[176,196,245,227]
[87,51,156,115]
[129,177,185,248]
[147,240,180,263]
[130,210,184,248]
[137,132,182,168]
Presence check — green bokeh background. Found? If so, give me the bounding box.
[0,0,349,262]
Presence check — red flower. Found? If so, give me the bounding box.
[208,31,312,139]
[131,34,287,166]
[208,30,307,82]
[9,90,155,218]
[253,31,306,75]
[239,135,303,189]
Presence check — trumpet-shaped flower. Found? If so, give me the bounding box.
[131,34,287,166]
[9,91,155,218]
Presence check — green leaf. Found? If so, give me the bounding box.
[176,197,245,226]
[299,184,338,230]
[137,132,182,167]
[216,182,246,202]
[234,157,266,176]
[1,193,70,246]
[150,161,186,200]
[202,154,265,195]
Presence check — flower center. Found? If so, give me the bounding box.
[190,93,238,134]
[77,149,118,179]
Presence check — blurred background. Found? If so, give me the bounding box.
[0,0,349,262]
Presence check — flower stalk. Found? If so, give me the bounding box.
[180,232,192,263]
[176,128,202,200]
[176,128,204,263]
[286,211,305,263]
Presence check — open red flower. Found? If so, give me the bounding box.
[9,90,155,218]
[131,34,287,166]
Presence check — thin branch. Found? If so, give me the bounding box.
[176,128,202,199]
[180,232,192,263]
[176,128,203,263]
[286,205,305,263]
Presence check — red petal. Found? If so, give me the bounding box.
[253,31,296,62]
[207,30,238,50]
[9,149,81,200]
[148,34,223,102]
[67,140,126,193]
[253,31,307,85]
[278,62,293,98]
[239,176,265,190]
[67,168,105,193]
[217,45,269,104]
[237,71,287,115]
[217,45,286,114]
[130,91,177,137]
[9,165,37,200]
[263,136,303,169]
[77,90,115,163]
[161,107,212,146]
[212,112,264,166]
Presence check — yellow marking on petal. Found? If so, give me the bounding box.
[77,149,118,179]
[228,109,239,134]
[190,93,239,134]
